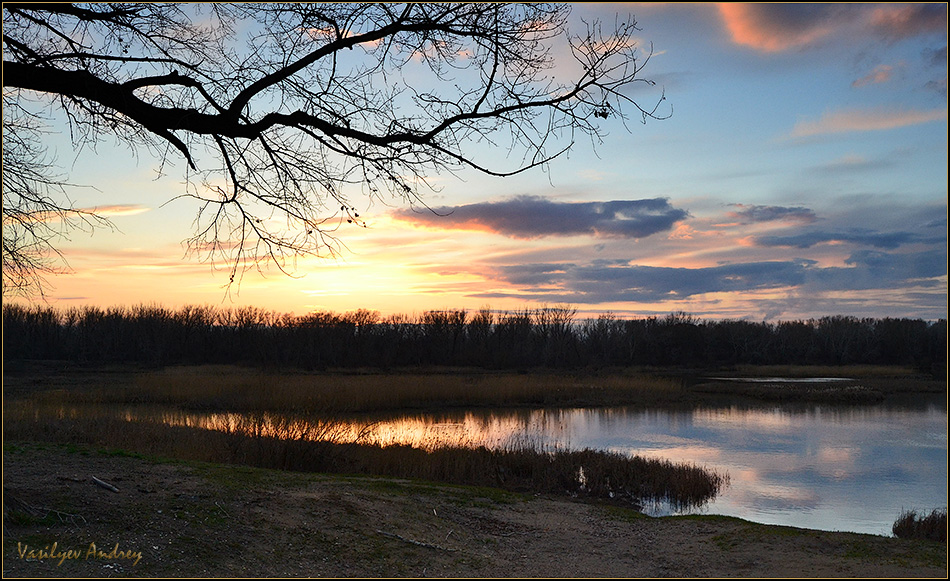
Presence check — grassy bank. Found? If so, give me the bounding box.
[6,362,942,414]
[3,403,726,510]
[2,363,941,525]
[4,363,690,413]
[4,366,728,509]
[3,442,945,578]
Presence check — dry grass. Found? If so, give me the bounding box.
[25,365,684,413]
[892,509,947,542]
[4,399,727,510]
[731,364,919,378]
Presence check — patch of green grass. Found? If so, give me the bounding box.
[598,504,649,524]
[434,482,527,506]
[898,542,947,569]
[662,513,749,525]
[842,538,880,560]
[711,532,740,551]
[705,519,814,551]
[189,460,316,492]
[95,447,149,460]
[3,510,61,528]
[345,474,526,508]
[844,537,947,569]
[62,443,90,456]
[742,523,811,538]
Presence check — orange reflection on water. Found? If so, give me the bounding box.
[155,410,374,444]
[144,409,547,451]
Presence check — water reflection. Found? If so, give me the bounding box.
[534,403,947,537]
[28,399,948,536]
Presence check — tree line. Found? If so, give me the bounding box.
[2,303,946,375]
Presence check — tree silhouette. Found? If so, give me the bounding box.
[1,101,112,298]
[2,3,668,295]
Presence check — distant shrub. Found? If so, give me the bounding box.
[892,509,947,542]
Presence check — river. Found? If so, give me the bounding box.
[35,390,947,537]
[142,394,947,537]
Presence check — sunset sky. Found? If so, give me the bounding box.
[13,3,948,321]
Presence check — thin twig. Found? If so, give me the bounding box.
[375,529,457,552]
[4,495,87,525]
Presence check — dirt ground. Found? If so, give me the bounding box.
[2,442,945,578]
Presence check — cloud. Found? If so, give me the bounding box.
[483,259,813,303]
[921,46,948,97]
[496,263,575,286]
[814,154,888,174]
[79,204,150,217]
[809,247,948,291]
[475,245,946,306]
[716,3,946,52]
[867,4,948,41]
[5,204,150,225]
[789,107,947,139]
[391,196,689,239]
[924,77,948,97]
[727,204,817,224]
[851,64,896,88]
[752,229,928,250]
[716,3,842,52]
[925,216,948,230]
[923,45,948,68]
[845,248,944,273]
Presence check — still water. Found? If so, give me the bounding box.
[148,397,948,537]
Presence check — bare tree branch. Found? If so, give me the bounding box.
[2,2,669,297]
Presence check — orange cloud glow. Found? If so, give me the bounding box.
[790,107,947,138]
[1,204,149,225]
[716,4,833,52]
[851,64,896,88]
[717,3,946,52]
[81,204,150,217]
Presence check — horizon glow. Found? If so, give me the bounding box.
[5,3,947,322]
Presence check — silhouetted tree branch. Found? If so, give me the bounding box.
[1,96,113,298]
[2,3,668,295]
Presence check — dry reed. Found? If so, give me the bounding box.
[892,509,947,542]
[4,404,727,510]
[29,366,684,413]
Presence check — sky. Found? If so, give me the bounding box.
[10,3,949,321]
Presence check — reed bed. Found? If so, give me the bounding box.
[892,509,947,542]
[4,404,727,510]
[26,366,685,413]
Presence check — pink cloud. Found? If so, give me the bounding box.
[868,4,948,41]
[716,4,836,52]
[79,204,150,217]
[851,64,895,88]
[717,3,946,52]
[790,107,947,138]
[3,204,148,225]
